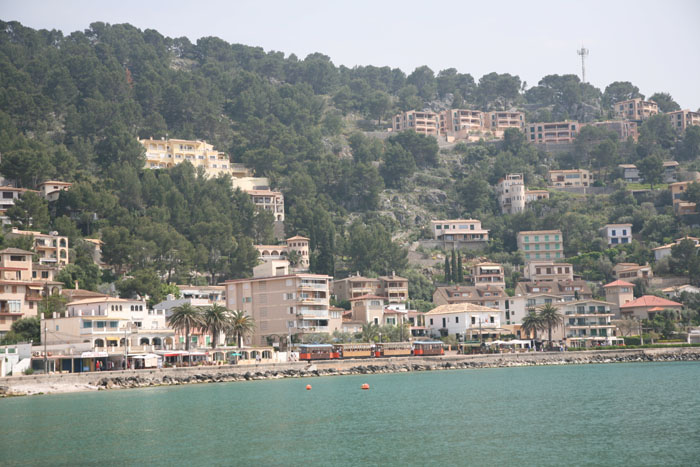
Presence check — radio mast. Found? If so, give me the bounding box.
[577,46,589,83]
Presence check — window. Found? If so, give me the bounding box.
[429,318,433,325]
[471,316,476,325]
[83,320,92,328]
[455,317,459,323]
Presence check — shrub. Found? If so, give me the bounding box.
[23,368,34,375]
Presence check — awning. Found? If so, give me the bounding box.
[81,351,109,358]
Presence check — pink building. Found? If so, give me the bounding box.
[666,110,700,132]
[613,98,659,121]
[393,110,439,136]
[526,121,580,144]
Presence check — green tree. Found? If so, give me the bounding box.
[7,192,50,230]
[637,154,664,189]
[0,316,40,345]
[451,251,458,283]
[457,251,464,283]
[167,304,204,352]
[444,255,451,283]
[521,310,544,343]
[538,303,563,350]
[677,126,700,161]
[648,92,680,113]
[602,81,642,109]
[361,322,380,343]
[229,310,255,348]
[202,304,232,349]
[670,238,700,281]
[38,291,68,318]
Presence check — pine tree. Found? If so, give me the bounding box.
[444,255,451,283]
[451,251,457,284]
[457,251,464,283]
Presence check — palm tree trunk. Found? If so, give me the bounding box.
[238,333,242,349]
[185,323,190,351]
[548,325,552,350]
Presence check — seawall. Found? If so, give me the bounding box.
[2,347,699,397]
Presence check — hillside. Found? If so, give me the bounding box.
[1,19,700,305]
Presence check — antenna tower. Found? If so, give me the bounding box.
[577,46,589,83]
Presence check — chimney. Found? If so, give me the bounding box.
[75,280,79,290]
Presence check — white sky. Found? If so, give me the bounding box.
[2,0,699,109]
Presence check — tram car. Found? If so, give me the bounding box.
[376,342,413,357]
[412,341,445,356]
[298,344,339,361]
[334,343,374,358]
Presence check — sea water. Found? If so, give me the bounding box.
[1,362,699,466]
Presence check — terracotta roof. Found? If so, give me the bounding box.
[517,230,562,236]
[426,303,500,315]
[286,235,309,241]
[67,297,139,306]
[0,248,34,255]
[603,280,635,288]
[620,295,683,309]
[349,294,385,302]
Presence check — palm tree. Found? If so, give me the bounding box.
[521,309,544,347]
[229,310,255,349]
[361,323,379,343]
[539,303,563,350]
[167,303,204,351]
[202,304,232,349]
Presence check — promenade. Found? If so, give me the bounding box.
[2,346,699,397]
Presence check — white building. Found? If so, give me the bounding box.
[600,224,632,246]
[430,219,489,244]
[424,303,504,341]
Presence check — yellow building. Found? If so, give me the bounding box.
[613,98,659,121]
[140,137,234,177]
[392,110,439,136]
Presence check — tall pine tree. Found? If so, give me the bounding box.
[444,255,451,283]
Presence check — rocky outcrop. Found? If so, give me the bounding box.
[88,349,700,391]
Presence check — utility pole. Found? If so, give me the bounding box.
[44,325,48,374]
[577,46,589,83]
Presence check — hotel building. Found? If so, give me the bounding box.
[517,230,564,262]
[392,110,439,136]
[666,110,700,132]
[224,260,332,346]
[526,121,579,144]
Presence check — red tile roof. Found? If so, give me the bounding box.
[620,295,683,309]
[603,280,635,288]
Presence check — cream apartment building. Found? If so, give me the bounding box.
[613,98,659,121]
[8,228,69,267]
[526,121,580,144]
[666,110,700,132]
[332,273,408,304]
[548,169,592,187]
[140,137,232,176]
[392,110,439,136]
[224,260,332,346]
[430,219,489,244]
[37,181,72,202]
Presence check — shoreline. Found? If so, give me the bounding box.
[2,347,699,397]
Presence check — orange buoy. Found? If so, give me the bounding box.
[361,383,370,390]
[306,384,312,390]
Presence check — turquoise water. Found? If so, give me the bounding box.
[1,362,699,466]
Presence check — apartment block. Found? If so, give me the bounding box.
[8,228,69,267]
[524,261,574,282]
[496,173,526,213]
[0,248,63,337]
[588,120,638,141]
[526,121,580,144]
[433,285,512,319]
[652,236,700,261]
[562,300,621,348]
[619,164,640,183]
[670,181,698,215]
[332,273,408,304]
[248,189,285,221]
[392,110,439,136]
[439,109,485,138]
[517,230,564,262]
[525,189,550,204]
[255,236,310,271]
[470,262,505,288]
[613,98,659,121]
[430,219,489,243]
[37,181,72,202]
[486,111,525,133]
[140,137,233,176]
[224,261,332,346]
[612,263,652,281]
[599,224,632,246]
[663,161,680,183]
[666,109,700,132]
[424,303,503,341]
[548,169,592,187]
[0,187,36,226]
[43,297,174,349]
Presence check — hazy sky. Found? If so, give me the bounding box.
[3,0,699,109]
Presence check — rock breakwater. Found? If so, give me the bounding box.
[2,348,699,396]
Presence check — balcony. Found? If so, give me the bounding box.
[298,282,328,291]
[297,308,329,318]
